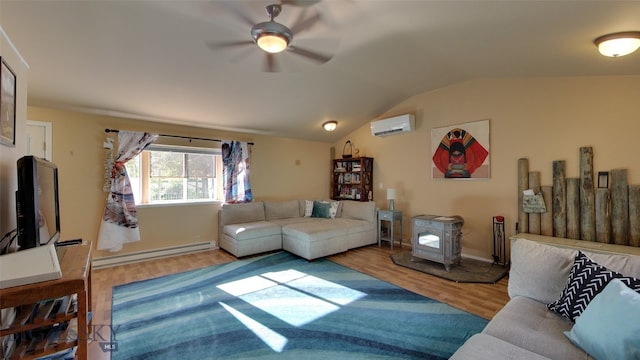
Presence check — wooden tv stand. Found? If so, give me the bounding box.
[1,242,92,359]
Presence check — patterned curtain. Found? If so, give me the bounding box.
[97,131,159,252]
[222,140,253,203]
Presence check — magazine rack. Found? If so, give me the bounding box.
[0,242,92,359]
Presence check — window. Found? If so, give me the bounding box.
[126,145,222,205]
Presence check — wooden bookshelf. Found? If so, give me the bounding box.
[1,242,92,359]
[332,157,374,201]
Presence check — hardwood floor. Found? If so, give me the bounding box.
[88,244,509,359]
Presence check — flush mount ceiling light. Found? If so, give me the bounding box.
[322,121,337,131]
[594,31,640,57]
[251,4,293,54]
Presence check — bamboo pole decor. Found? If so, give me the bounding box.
[629,185,640,247]
[528,171,541,235]
[579,147,595,241]
[611,169,629,246]
[595,188,611,243]
[518,158,529,233]
[552,160,567,238]
[566,178,580,240]
[541,185,553,236]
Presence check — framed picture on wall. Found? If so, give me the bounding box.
[431,119,490,179]
[1,57,17,147]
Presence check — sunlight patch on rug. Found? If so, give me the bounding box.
[219,302,288,352]
[217,269,366,327]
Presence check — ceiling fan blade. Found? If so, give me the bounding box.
[264,53,279,73]
[221,2,256,28]
[228,46,259,64]
[207,40,254,51]
[289,11,322,35]
[287,46,332,64]
[283,0,345,28]
[280,0,322,7]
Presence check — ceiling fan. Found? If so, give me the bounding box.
[210,2,333,72]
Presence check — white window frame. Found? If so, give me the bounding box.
[127,144,223,206]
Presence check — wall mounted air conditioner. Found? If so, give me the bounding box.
[370,114,415,137]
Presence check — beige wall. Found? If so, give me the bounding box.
[5,22,640,263]
[26,106,331,258]
[0,28,28,239]
[337,76,640,259]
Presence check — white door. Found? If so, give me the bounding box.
[26,120,52,160]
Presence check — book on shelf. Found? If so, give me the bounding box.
[2,333,16,359]
[45,321,72,348]
[33,300,56,324]
[54,296,72,319]
[32,296,73,325]
[1,295,75,338]
[9,303,37,328]
[1,307,17,330]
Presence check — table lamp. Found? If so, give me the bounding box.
[387,188,396,211]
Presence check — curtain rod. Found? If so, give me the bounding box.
[104,128,254,145]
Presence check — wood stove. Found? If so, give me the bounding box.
[411,215,464,271]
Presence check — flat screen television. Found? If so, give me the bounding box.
[16,155,61,250]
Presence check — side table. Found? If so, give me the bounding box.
[0,242,92,360]
[378,209,403,249]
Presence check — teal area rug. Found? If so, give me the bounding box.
[111,252,487,359]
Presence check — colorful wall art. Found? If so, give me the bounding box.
[431,119,490,179]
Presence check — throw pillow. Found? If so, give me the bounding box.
[564,279,640,360]
[304,200,314,217]
[547,251,640,322]
[508,238,576,304]
[311,201,331,219]
[329,201,340,219]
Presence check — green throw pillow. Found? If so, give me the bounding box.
[564,278,640,360]
[311,201,331,219]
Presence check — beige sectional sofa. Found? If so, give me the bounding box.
[451,233,640,360]
[218,199,377,260]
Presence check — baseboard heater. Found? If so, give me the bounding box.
[92,241,216,270]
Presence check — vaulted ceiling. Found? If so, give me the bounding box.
[2,1,640,142]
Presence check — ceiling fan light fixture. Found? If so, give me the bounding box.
[594,31,640,57]
[257,33,289,53]
[323,121,337,131]
[251,6,293,55]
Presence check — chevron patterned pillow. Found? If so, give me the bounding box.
[547,251,640,322]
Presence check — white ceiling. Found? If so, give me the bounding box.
[1,0,640,142]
